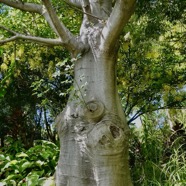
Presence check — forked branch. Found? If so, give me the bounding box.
[0,0,86,54]
[42,0,86,54]
[42,0,72,41]
[0,0,59,36]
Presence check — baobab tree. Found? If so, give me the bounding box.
[0,0,136,185]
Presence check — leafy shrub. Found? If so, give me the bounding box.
[0,140,59,185]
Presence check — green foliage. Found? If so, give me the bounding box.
[136,0,186,23]
[0,43,73,146]
[162,146,186,185]
[0,47,15,98]
[118,4,186,122]
[0,140,59,185]
[0,0,185,130]
[129,111,186,185]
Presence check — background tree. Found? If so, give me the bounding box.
[0,41,73,147]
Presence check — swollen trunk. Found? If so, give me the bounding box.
[55,51,132,186]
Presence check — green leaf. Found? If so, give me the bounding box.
[16,152,29,158]
[5,155,11,161]
[4,174,21,181]
[34,170,45,177]
[40,151,50,160]
[0,154,5,160]
[37,177,47,185]
[26,174,39,186]
[4,160,18,169]
[0,87,6,98]
[56,58,69,67]
[35,160,45,167]
[17,179,27,186]
[52,71,60,78]
[21,161,33,171]
[7,180,16,186]
[42,140,57,148]
[37,93,43,98]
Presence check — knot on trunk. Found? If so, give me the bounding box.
[79,100,105,122]
[110,125,120,138]
[86,114,129,155]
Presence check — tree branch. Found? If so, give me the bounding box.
[42,0,86,55]
[0,0,87,54]
[100,0,136,51]
[0,0,59,36]
[42,0,71,40]
[64,0,81,8]
[0,0,42,13]
[128,97,186,124]
[0,25,62,46]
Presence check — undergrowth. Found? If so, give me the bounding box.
[0,140,59,186]
[0,112,185,185]
[130,113,186,186]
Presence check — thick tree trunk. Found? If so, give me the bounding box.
[55,50,132,186]
[0,0,136,185]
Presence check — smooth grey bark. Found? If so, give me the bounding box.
[55,50,132,185]
[0,0,136,185]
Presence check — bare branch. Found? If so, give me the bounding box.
[0,36,18,44]
[0,35,63,46]
[0,0,61,36]
[0,0,87,54]
[0,0,42,13]
[42,0,71,40]
[100,0,136,51]
[127,97,186,124]
[0,25,63,46]
[42,0,86,55]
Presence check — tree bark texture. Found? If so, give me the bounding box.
[55,49,132,185]
[55,0,135,185]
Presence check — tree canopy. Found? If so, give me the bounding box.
[0,1,185,140]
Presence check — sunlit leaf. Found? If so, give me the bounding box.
[16,152,29,158]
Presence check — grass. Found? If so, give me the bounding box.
[129,111,186,186]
